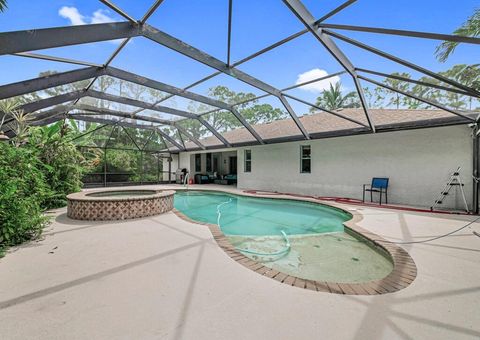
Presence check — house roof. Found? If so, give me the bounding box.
[185,108,476,149]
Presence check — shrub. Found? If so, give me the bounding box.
[0,143,50,251]
[42,141,86,208]
[29,122,87,209]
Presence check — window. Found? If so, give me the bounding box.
[244,150,252,172]
[213,154,219,172]
[300,145,311,173]
[206,153,212,172]
[195,154,201,172]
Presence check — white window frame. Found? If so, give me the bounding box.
[300,145,311,173]
[244,149,252,173]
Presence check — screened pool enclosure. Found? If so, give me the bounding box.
[1,0,480,185]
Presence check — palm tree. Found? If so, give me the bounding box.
[436,8,480,62]
[0,0,7,12]
[312,82,360,111]
[0,98,34,146]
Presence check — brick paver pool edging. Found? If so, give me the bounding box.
[172,190,417,295]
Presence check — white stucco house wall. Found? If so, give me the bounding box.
[173,109,478,210]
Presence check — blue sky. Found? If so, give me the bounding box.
[0,0,478,115]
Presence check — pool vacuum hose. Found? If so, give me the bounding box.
[216,199,291,257]
[234,230,291,256]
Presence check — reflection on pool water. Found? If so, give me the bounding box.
[174,191,393,283]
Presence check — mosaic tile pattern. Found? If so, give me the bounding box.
[67,193,174,221]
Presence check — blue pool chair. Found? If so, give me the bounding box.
[363,178,389,205]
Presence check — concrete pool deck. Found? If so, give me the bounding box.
[0,184,479,339]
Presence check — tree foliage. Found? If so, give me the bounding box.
[0,110,92,253]
[28,122,88,208]
[436,8,480,62]
[309,65,479,113]
[0,0,7,13]
[0,143,50,252]
[312,82,360,111]
[177,85,287,138]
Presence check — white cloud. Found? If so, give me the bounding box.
[295,68,340,93]
[58,6,115,26]
[91,9,115,24]
[59,6,86,25]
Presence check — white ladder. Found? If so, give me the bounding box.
[431,167,469,213]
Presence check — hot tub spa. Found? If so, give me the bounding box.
[67,189,175,221]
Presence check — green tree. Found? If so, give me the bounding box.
[0,143,50,252]
[410,76,441,109]
[436,8,480,62]
[362,86,386,108]
[0,0,7,12]
[312,82,360,111]
[176,118,205,140]
[381,72,412,109]
[178,85,286,138]
[440,64,480,110]
[242,103,287,125]
[28,121,88,208]
[0,98,34,146]
[41,71,91,98]
[12,70,93,106]
[409,64,480,110]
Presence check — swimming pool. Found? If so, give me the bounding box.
[174,190,394,283]
[174,191,351,236]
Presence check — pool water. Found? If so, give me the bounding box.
[174,190,393,283]
[86,190,156,197]
[228,234,393,283]
[174,191,351,236]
